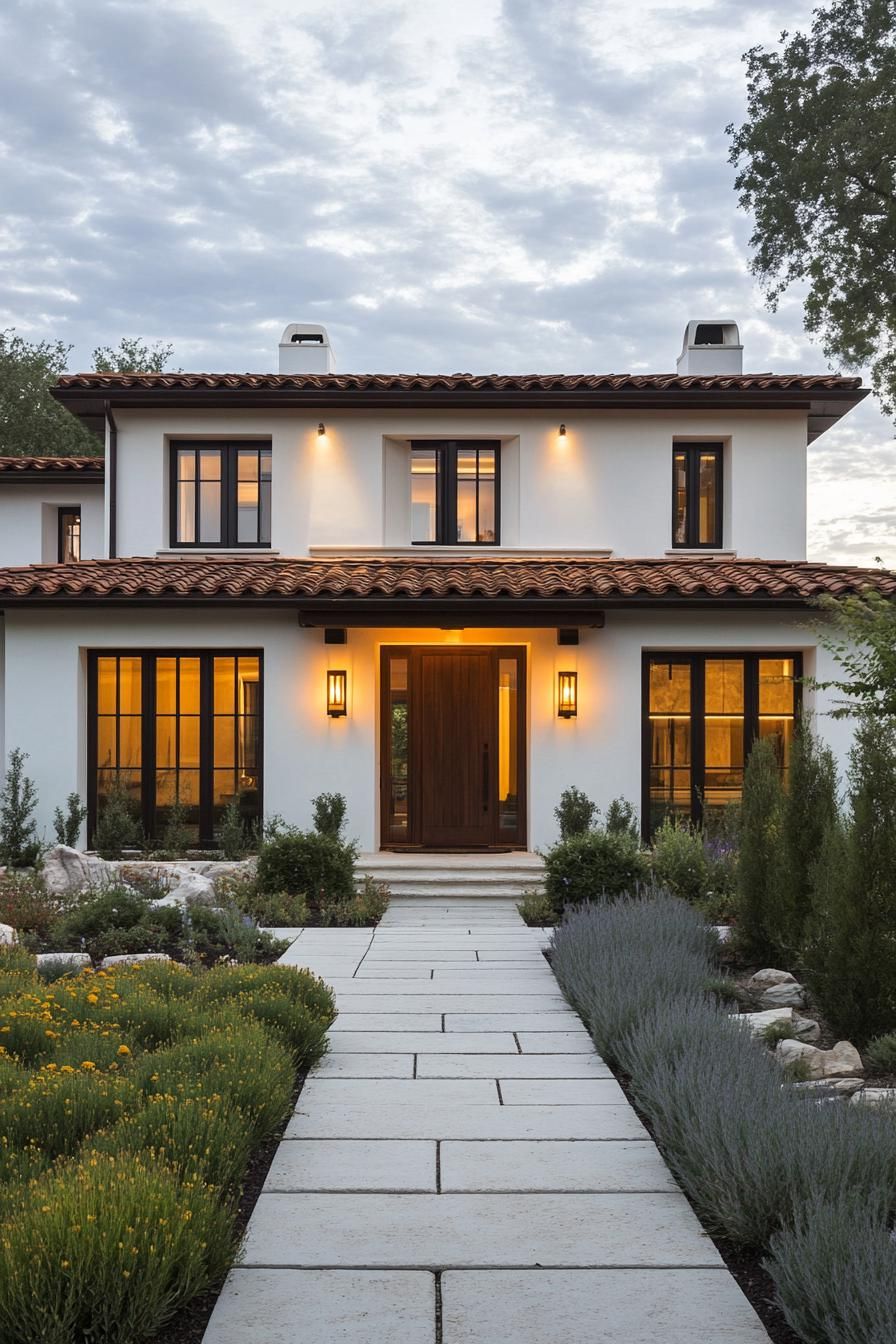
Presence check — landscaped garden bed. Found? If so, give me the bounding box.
[0,946,335,1344]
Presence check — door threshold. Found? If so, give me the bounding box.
[380,846,518,854]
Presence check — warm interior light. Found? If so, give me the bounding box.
[558,422,567,442]
[327,669,347,717]
[318,421,327,440]
[558,670,577,718]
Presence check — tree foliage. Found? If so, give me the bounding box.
[814,588,896,718]
[0,330,99,458]
[727,0,896,414]
[91,337,174,374]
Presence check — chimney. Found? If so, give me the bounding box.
[676,320,743,376]
[278,323,336,374]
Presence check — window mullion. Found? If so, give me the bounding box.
[199,654,215,845]
[692,654,705,827]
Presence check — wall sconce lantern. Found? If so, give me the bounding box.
[557,670,577,718]
[327,669,347,717]
[558,422,567,443]
[317,421,327,440]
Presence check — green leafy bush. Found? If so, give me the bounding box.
[311,791,348,840]
[156,796,191,858]
[0,1153,237,1344]
[0,749,40,870]
[605,797,639,838]
[256,829,357,912]
[543,829,648,916]
[47,886,183,962]
[734,735,783,961]
[865,1032,896,1076]
[52,794,87,850]
[517,888,556,926]
[217,795,256,860]
[650,820,710,904]
[553,786,597,840]
[185,901,287,963]
[92,782,142,860]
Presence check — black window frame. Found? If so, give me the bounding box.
[57,506,81,563]
[410,440,501,546]
[641,650,803,840]
[671,442,724,549]
[169,440,272,548]
[87,648,264,848]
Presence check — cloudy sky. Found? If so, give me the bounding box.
[1,0,893,564]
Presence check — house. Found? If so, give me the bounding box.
[0,319,892,859]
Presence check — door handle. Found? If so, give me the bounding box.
[482,743,489,812]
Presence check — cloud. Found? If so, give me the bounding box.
[0,0,893,564]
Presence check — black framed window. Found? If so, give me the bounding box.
[642,652,801,837]
[410,441,499,544]
[171,442,271,547]
[89,650,262,847]
[58,506,81,562]
[672,443,723,548]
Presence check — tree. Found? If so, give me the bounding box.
[773,722,839,957]
[814,588,896,718]
[0,329,99,457]
[91,337,174,374]
[734,735,784,961]
[727,0,896,415]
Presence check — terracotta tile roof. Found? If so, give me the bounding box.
[0,555,891,607]
[0,455,104,477]
[56,371,862,394]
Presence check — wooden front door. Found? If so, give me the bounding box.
[381,646,527,849]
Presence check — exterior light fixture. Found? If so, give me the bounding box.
[318,421,327,438]
[327,669,347,717]
[557,670,577,718]
[558,422,567,442]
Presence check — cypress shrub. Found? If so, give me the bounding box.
[733,735,783,961]
[772,722,839,957]
[802,716,896,1043]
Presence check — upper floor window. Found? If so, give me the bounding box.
[672,443,722,549]
[411,441,499,545]
[170,441,271,548]
[58,506,81,562]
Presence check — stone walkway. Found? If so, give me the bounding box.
[203,899,770,1343]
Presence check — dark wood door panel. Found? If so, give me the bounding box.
[419,651,494,847]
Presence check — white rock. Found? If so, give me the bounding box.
[746,968,799,991]
[712,925,732,944]
[0,923,17,946]
[777,1038,864,1080]
[154,871,216,907]
[758,981,806,1009]
[42,845,116,896]
[795,1077,864,1096]
[100,951,171,968]
[791,1014,821,1043]
[851,1088,896,1108]
[731,1007,792,1036]
[36,951,91,970]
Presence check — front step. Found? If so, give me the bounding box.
[356,852,545,901]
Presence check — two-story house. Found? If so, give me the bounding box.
[0,319,892,856]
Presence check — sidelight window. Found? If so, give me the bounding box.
[644,652,799,836]
[171,442,271,547]
[672,443,723,548]
[58,507,81,562]
[410,442,499,544]
[90,651,262,847]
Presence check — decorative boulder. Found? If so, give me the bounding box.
[851,1089,896,1108]
[100,951,171,968]
[42,846,115,896]
[777,1038,864,1080]
[36,951,91,971]
[731,1007,793,1036]
[0,924,17,946]
[758,980,806,1009]
[746,968,799,991]
[154,870,216,907]
[791,1014,821,1043]
[795,1077,864,1096]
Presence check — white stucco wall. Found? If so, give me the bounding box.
[1,607,854,852]
[0,485,104,567]
[110,406,808,562]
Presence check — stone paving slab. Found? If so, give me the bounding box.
[500,1079,628,1106]
[312,1053,414,1077]
[326,1031,519,1053]
[444,1013,581,1032]
[286,1104,649,1140]
[265,1140,436,1192]
[321,978,564,996]
[241,1193,723,1268]
[300,1079,500,1107]
[361,949,480,960]
[516,1032,596,1053]
[440,1142,678,1193]
[330,1013,444,1032]
[204,1269,434,1344]
[416,1054,612,1079]
[323,995,567,1014]
[441,1269,771,1342]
